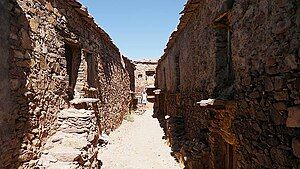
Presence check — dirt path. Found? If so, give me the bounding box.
[98,104,180,169]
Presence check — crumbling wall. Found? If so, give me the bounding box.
[0,0,132,168]
[155,0,300,168]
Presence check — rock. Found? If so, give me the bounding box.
[61,137,89,149]
[88,133,96,142]
[274,91,289,101]
[61,127,88,134]
[271,111,286,125]
[267,138,279,146]
[10,79,21,90]
[286,106,300,127]
[13,50,24,58]
[18,151,36,162]
[270,147,289,165]
[46,2,54,12]
[292,138,300,158]
[99,132,109,145]
[60,123,69,129]
[70,98,100,104]
[16,60,33,68]
[272,19,292,34]
[264,77,274,91]
[249,91,260,98]
[252,123,262,134]
[32,139,41,147]
[284,54,298,70]
[20,28,32,49]
[39,154,58,167]
[273,102,286,111]
[51,132,65,143]
[49,147,81,162]
[58,109,94,119]
[26,133,35,141]
[29,18,39,33]
[32,128,39,134]
[254,151,272,168]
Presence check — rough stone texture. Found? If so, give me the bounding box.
[0,0,134,168]
[134,60,157,93]
[122,56,136,109]
[155,0,300,168]
[293,138,300,158]
[287,106,300,127]
[36,108,100,168]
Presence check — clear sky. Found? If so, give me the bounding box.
[79,0,187,60]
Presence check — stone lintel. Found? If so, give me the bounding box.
[197,99,234,110]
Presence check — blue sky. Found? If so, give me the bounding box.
[79,0,187,60]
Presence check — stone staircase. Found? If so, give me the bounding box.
[36,106,101,168]
[34,49,102,168]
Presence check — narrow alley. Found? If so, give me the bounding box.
[0,0,299,169]
[98,103,180,169]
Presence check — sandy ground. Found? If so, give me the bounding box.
[98,103,180,169]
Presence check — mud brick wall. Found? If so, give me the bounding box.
[0,0,132,168]
[155,0,300,168]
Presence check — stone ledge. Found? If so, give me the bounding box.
[58,108,94,119]
[196,98,228,109]
[70,98,100,104]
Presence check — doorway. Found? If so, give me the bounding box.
[64,43,81,100]
[85,52,96,88]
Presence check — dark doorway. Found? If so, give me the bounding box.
[86,52,96,88]
[64,43,81,100]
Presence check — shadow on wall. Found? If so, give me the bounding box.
[0,0,34,168]
[101,55,114,84]
[123,56,135,92]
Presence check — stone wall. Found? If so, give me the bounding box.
[123,56,136,109]
[123,56,136,93]
[155,0,300,168]
[134,60,157,93]
[0,0,133,168]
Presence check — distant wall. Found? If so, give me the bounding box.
[134,61,157,93]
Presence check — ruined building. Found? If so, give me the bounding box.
[0,0,134,168]
[154,0,300,168]
[134,60,157,102]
